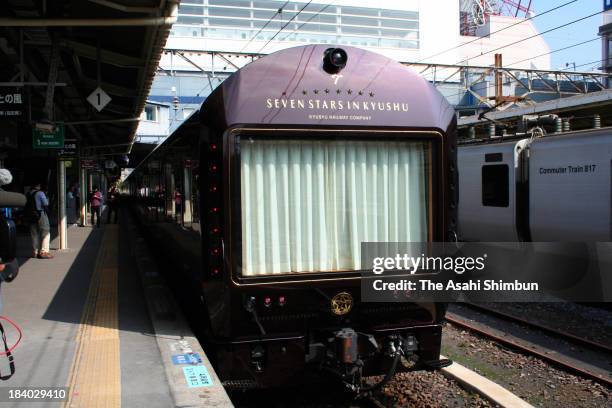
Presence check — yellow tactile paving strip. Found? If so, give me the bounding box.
[64,226,121,408]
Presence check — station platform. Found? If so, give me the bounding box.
[0,214,232,407]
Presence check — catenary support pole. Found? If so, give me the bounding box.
[88,172,93,221]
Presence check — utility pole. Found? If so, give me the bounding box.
[495,53,503,106]
[491,53,522,107]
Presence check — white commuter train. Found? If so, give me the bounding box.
[457,126,612,301]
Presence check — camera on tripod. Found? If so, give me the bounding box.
[0,191,26,281]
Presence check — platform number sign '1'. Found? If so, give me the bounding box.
[87,87,112,112]
[606,0,612,11]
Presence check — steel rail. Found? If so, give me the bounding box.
[462,303,612,354]
[445,313,612,388]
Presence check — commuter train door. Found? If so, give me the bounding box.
[458,141,523,241]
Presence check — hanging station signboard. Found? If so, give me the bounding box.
[58,139,77,159]
[0,88,25,120]
[80,159,97,169]
[32,123,65,149]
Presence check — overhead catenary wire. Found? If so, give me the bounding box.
[505,37,600,68]
[169,0,329,99]
[444,68,608,107]
[454,9,606,65]
[441,55,610,106]
[560,58,610,71]
[443,71,592,107]
[430,33,609,103]
[257,0,313,53]
[240,0,291,52]
[277,1,336,43]
[410,0,577,65]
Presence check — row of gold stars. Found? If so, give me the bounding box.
[279,90,376,97]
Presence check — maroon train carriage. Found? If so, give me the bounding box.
[125,45,457,392]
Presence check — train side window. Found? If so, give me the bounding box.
[482,164,509,207]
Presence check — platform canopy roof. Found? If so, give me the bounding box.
[0,0,178,158]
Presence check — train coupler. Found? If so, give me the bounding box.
[385,334,418,358]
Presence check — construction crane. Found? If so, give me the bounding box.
[501,0,534,17]
[460,0,533,35]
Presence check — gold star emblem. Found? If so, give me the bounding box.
[331,292,353,316]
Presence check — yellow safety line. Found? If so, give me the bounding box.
[64,226,121,408]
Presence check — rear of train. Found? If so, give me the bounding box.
[125,45,458,390]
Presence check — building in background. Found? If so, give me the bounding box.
[139,0,553,141]
[601,0,612,84]
[135,101,171,144]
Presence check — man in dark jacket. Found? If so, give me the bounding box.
[28,183,53,259]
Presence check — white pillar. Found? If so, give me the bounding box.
[58,159,67,249]
[80,166,88,226]
[88,172,93,223]
[170,171,176,216]
[165,164,174,216]
[183,166,192,224]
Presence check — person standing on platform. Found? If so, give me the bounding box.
[26,182,53,259]
[106,186,118,224]
[174,188,183,224]
[89,186,103,228]
[66,184,77,225]
[71,183,80,224]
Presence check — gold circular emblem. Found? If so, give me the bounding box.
[331,292,353,315]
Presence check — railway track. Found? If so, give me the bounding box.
[463,303,612,354]
[363,395,387,408]
[446,304,612,388]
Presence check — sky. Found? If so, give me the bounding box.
[530,0,604,71]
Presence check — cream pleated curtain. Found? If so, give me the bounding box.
[240,138,429,276]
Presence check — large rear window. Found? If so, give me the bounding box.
[237,135,433,277]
